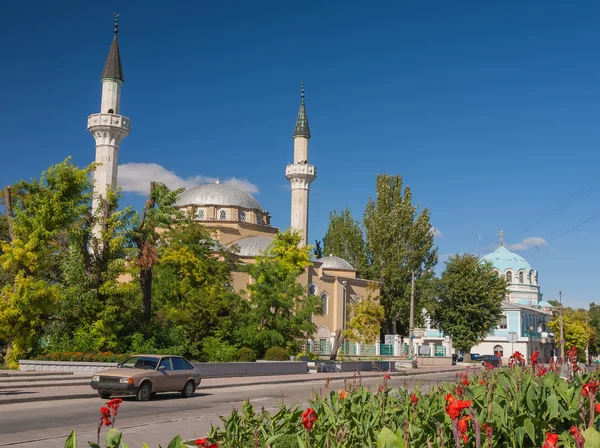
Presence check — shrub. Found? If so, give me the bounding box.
[202,337,238,362]
[296,351,317,361]
[264,346,289,361]
[236,347,257,362]
[34,352,128,363]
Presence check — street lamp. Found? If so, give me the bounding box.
[559,291,565,361]
[529,326,533,361]
[537,324,543,363]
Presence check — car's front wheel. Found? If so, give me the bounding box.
[181,380,195,398]
[136,382,152,401]
[98,391,111,399]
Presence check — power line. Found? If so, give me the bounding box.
[522,210,600,254]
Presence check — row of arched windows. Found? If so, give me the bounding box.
[501,269,538,285]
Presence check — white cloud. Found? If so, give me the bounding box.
[117,163,259,196]
[509,237,549,251]
[431,227,443,238]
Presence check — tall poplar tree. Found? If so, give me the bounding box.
[363,174,438,334]
[323,207,367,275]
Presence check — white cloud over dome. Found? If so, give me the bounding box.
[117,163,259,196]
[509,237,549,251]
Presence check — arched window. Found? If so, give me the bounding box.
[256,214,263,225]
[499,315,508,329]
[239,211,247,222]
[219,209,227,220]
[518,271,524,284]
[506,271,512,282]
[308,283,318,296]
[197,208,205,220]
[529,270,535,284]
[493,345,504,357]
[320,292,329,315]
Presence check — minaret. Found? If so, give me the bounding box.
[88,14,130,235]
[286,81,316,247]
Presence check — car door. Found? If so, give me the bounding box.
[156,357,177,391]
[171,357,190,390]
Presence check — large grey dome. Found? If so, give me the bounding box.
[176,183,262,210]
[228,236,274,257]
[316,255,356,271]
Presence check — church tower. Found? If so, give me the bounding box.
[87,14,130,237]
[286,82,316,247]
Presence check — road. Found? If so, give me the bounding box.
[0,371,458,447]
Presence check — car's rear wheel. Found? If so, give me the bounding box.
[181,380,195,398]
[98,391,111,399]
[136,382,152,401]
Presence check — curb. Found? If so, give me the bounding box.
[0,366,477,405]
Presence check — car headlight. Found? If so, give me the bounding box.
[119,377,133,384]
[92,375,100,382]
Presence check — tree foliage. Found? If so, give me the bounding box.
[431,254,507,353]
[323,207,367,275]
[238,229,321,357]
[549,307,594,362]
[345,283,384,345]
[363,174,438,334]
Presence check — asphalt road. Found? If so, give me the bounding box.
[0,371,458,447]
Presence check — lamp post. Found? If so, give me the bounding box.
[537,324,543,362]
[528,325,533,361]
[409,271,415,355]
[559,291,565,361]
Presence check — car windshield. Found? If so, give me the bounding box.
[120,356,159,370]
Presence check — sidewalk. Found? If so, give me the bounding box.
[0,364,475,405]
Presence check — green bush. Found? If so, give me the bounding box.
[264,346,289,361]
[236,347,257,362]
[34,352,128,363]
[202,336,238,362]
[296,351,317,361]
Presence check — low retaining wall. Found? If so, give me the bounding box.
[416,356,453,367]
[19,360,309,377]
[309,360,389,373]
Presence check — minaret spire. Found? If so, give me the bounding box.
[286,81,317,247]
[101,13,124,82]
[293,81,311,139]
[88,14,131,246]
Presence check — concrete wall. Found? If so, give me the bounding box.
[19,360,308,377]
[416,356,453,367]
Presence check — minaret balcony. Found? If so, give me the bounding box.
[285,163,317,179]
[87,113,131,134]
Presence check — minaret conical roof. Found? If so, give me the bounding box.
[293,82,310,139]
[101,16,124,82]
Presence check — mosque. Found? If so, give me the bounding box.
[421,231,555,362]
[87,17,380,354]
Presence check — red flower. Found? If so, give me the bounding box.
[461,433,468,444]
[482,423,493,438]
[106,398,122,416]
[479,379,486,385]
[596,403,600,413]
[530,350,540,365]
[195,438,207,446]
[570,426,585,445]
[102,417,112,427]
[543,432,559,448]
[457,415,471,433]
[410,393,418,404]
[445,398,472,420]
[445,393,454,403]
[461,378,470,386]
[582,380,599,398]
[537,368,547,377]
[100,406,111,418]
[207,445,218,448]
[483,361,494,370]
[384,373,391,380]
[302,408,317,431]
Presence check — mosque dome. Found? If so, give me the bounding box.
[176,183,262,210]
[480,246,533,273]
[316,255,356,271]
[227,236,274,257]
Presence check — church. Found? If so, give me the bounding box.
[421,232,555,362]
[87,18,381,354]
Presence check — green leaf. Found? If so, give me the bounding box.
[64,431,77,448]
[296,435,307,448]
[88,444,101,448]
[524,418,535,444]
[142,444,150,448]
[526,384,536,412]
[515,427,525,448]
[583,427,600,448]
[105,429,123,448]
[377,427,404,448]
[546,394,560,419]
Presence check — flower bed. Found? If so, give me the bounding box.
[65,349,600,448]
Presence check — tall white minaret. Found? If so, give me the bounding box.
[88,14,130,238]
[286,82,316,247]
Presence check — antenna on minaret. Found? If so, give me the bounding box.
[301,80,305,104]
[114,12,119,35]
[497,229,505,246]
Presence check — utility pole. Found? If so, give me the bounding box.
[559,291,565,361]
[409,270,415,353]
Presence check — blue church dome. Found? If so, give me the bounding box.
[480,246,533,272]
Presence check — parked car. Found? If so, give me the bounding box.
[470,353,482,361]
[90,355,202,401]
[480,354,502,367]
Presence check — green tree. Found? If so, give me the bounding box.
[549,307,593,362]
[0,158,94,366]
[589,302,600,357]
[363,174,438,334]
[323,207,367,275]
[132,182,183,320]
[152,213,247,359]
[345,283,384,345]
[238,229,321,357]
[431,254,507,358]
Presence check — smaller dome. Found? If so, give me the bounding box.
[227,236,274,257]
[176,183,262,210]
[316,255,356,271]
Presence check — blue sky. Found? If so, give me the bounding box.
[1,1,599,308]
